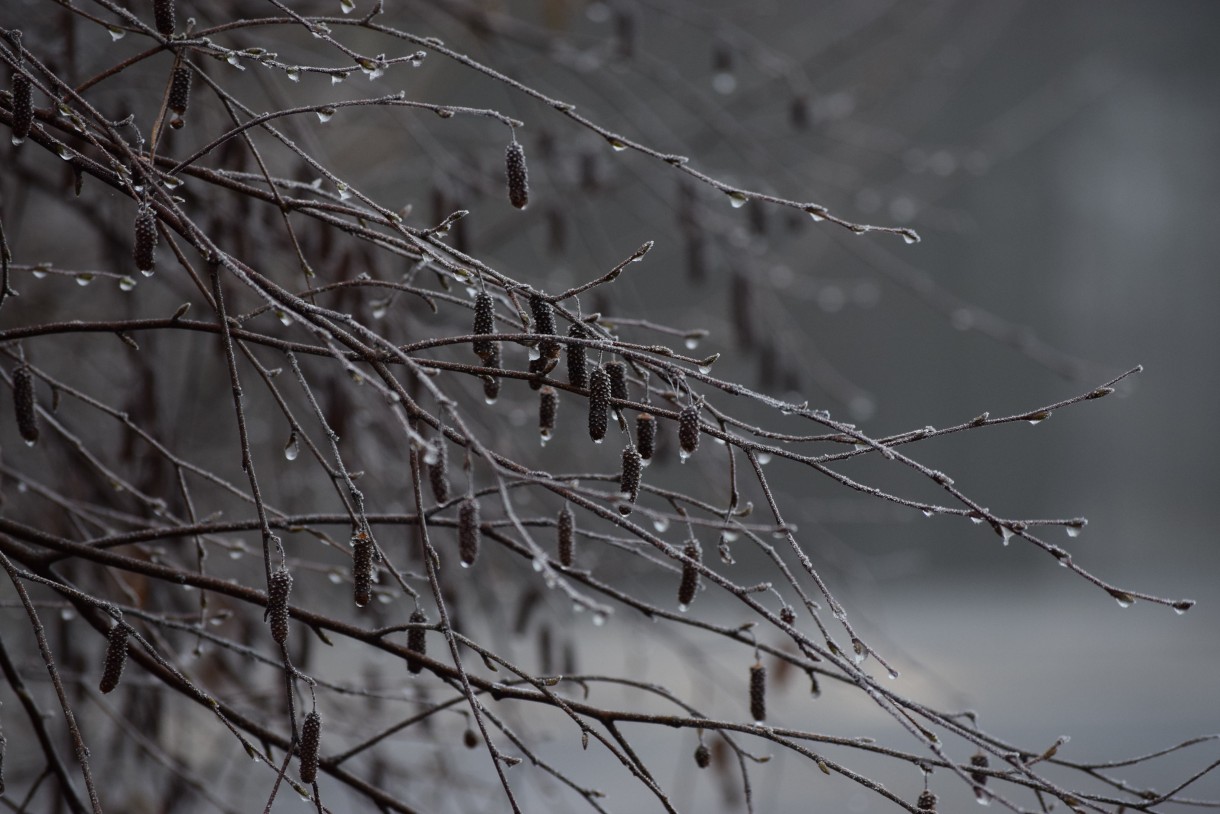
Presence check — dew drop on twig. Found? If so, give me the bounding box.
[284,432,300,461]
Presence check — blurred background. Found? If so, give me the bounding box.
[3,0,1219,811]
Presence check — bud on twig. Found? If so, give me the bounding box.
[406,608,427,674]
[268,567,292,645]
[299,711,321,784]
[13,364,38,445]
[99,623,129,694]
[505,140,529,209]
[459,497,481,567]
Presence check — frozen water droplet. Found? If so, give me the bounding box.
[328,571,343,584]
[56,144,72,160]
[678,603,689,613]
[592,612,607,626]
[140,268,156,278]
[284,433,300,460]
[1066,525,1083,538]
[900,229,920,245]
[712,72,737,94]
[75,273,94,286]
[887,669,900,680]
[698,365,711,374]
[806,206,827,222]
[970,515,984,524]
[652,516,669,532]
[757,452,772,465]
[606,137,628,152]
[286,68,301,82]
[118,276,137,291]
[163,175,183,189]
[108,26,126,40]
[331,72,348,84]
[484,394,498,405]
[371,300,388,319]
[32,267,48,279]
[685,337,699,350]
[922,509,934,518]
[999,526,1014,545]
[422,444,440,466]
[276,310,292,326]
[679,449,690,462]
[1173,602,1192,615]
[340,0,356,12]
[226,54,245,70]
[1109,590,1135,608]
[539,428,551,446]
[460,561,471,569]
[336,182,352,200]
[316,106,335,123]
[727,191,749,209]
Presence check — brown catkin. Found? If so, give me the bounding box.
[636,412,656,462]
[352,530,374,607]
[917,790,937,812]
[472,291,496,363]
[587,366,610,443]
[530,294,560,362]
[168,66,191,123]
[134,207,158,273]
[154,0,175,37]
[505,140,529,209]
[482,342,502,403]
[619,444,642,511]
[406,608,427,674]
[749,662,767,722]
[677,541,700,608]
[459,497,481,567]
[780,606,796,625]
[13,364,38,445]
[566,323,589,390]
[298,711,321,784]
[970,753,990,785]
[604,360,628,404]
[268,567,292,644]
[98,623,129,694]
[11,72,32,145]
[539,386,558,440]
[429,439,450,504]
[678,405,700,457]
[693,743,711,769]
[557,505,575,567]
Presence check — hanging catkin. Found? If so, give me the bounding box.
[352,530,374,607]
[13,364,38,445]
[587,366,610,443]
[505,140,529,209]
[749,662,767,722]
[557,505,575,567]
[298,710,321,784]
[678,405,700,458]
[678,541,699,609]
[268,567,292,645]
[98,623,129,694]
[406,608,428,674]
[459,497,481,566]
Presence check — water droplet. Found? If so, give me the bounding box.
[340,0,356,12]
[970,515,984,524]
[32,266,48,279]
[74,273,94,287]
[922,509,935,518]
[286,68,301,82]
[371,300,388,319]
[336,182,352,200]
[1109,590,1135,609]
[56,143,72,160]
[1173,601,1193,615]
[805,206,827,222]
[328,571,343,584]
[678,449,690,463]
[1026,411,1051,425]
[652,516,669,532]
[606,137,628,152]
[539,428,551,446]
[698,364,712,374]
[592,612,607,626]
[1066,525,1083,538]
[685,337,699,350]
[226,54,245,70]
[678,603,689,613]
[460,560,471,569]
[141,267,156,278]
[61,608,76,621]
[275,309,292,326]
[527,345,541,361]
[163,175,184,189]
[484,394,498,405]
[331,72,348,85]
[756,452,772,465]
[998,526,1014,545]
[284,432,300,460]
[712,72,737,95]
[900,229,920,245]
[727,191,749,209]
[118,276,137,291]
[316,106,335,123]
[422,444,440,466]
[107,25,126,40]
[887,669,900,680]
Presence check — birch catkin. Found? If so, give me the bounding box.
[99,623,129,694]
[619,444,642,512]
[678,405,700,458]
[406,608,427,674]
[566,323,589,390]
[539,386,558,442]
[587,366,610,443]
[636,412,656,462]
[299,711,321,784]
[505,140,529,209]
[557,505,575,567]
[10,71,32,145]
[429,439,450,504]
[459,497,481,566]
[134,207,158,274]
[13,364,38,445]
[352,530,374,607]
[917,791,938,812]
[749,662,767,723]
[154,0,176,37]
[268,567,292,644]
[168,66,191,127]
[678,541,699,609]
[472,291,496,363]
